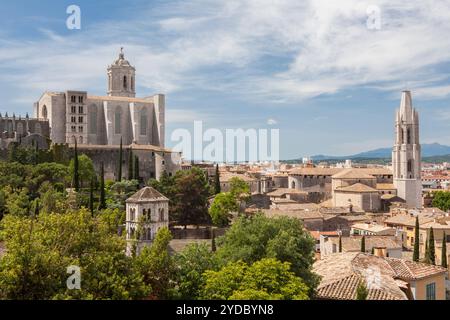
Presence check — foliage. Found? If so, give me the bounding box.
[209,193,237,227]
[432,191,450,212]
[106,180,139,211]
[134,227,174,300]
[150,168,211,227]
[202,258,309,300]
[413,217,420,262]
[98,162,106,210]
[356,281,369,300]
[442,232,447,268]
[69,154,96,190]
[0,210,149,300]
[361,236,366,253]
[172,243,218,300]
[214,164,221,195]
[117,137,123,182]
[215,213,319,293]
[425,227,436,265]
[229,177,250,204]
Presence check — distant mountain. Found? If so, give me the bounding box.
[308,143,450,161]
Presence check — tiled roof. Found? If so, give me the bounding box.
[316,274,403,300]
[263,209,324,220]
[289,168,342,176]
[328,236,402,251]
[376,183,396,190]
[220,173,256,182]
[335,183,378,193]
[126,187,169,203]
[267,188,308,197]
[314,252,408,300]
[386,258,447,280]
[332,169,376,179]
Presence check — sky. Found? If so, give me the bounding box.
[1,0,450,160]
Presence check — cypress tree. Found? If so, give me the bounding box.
[425,236,429,263]
[73,140,80,191]
[413,216,420,262]
[361,236,366,253]
[356,282,368,300]
[89,179,94,217]
[117,137,123,182]
[338,235,342,253]
[428,227,436,265]
[128,147,134,180]
[211,229,217,252]
[214,164,221,194]
[442,232,447,268]
[134,156,140,181]
[98,162,106,210]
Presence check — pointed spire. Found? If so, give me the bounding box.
[400,90,413,116]
[26,113,29,119]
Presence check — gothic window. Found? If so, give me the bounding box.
[407,160,413,174]
[291,181,296,189]
[401,129,404,144]
[115,107,122,134]
[71,96,76,103]
[35,123,42,135]
[78,126,83,133]
[159,208,165,222]
[79,96,84,104]
[89,105,98,134]
[79,106,84,114]
[71,126,76,133]
[407,128,411,144]
[131,77,135,91]
[123,76,127,90]
[42,105,48,119]
[140,109,148,135]
[78,116,84,123]
[71,106,76,114]
[71,116,76,123]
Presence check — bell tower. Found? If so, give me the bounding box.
[107,48,136,98]
[392,90,422,208]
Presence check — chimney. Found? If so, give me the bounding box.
[373,247,387,258]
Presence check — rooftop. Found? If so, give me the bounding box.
[335,183,378,193]
[126,186,169,203]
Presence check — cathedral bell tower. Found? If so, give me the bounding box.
[107,48,136,98]
[392,90,422,208]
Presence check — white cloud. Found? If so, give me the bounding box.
[267,118,278,125]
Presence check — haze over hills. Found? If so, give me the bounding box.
[306,143,450,161]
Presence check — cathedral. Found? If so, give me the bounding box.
[32,49,181,181]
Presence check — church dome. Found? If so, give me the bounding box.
[112,48,132,67]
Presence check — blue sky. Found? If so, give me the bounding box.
[1,0,450,160]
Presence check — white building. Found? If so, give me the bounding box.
[125,186,169,256]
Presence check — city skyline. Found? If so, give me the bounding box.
[1,0,450,159]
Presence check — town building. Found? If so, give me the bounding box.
[314,252,447,300]
[125,186,169,256]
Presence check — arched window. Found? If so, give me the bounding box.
[159,208,165,222]
[35,123,42,135]
[123,76,127,90]
[115,107,122,134]
[407,128,411,144]
[401,129,404,144]
[407,160,413,176]
[140,108,148,135]
[131,77,135,91]
[89,104,98,134]
[42,105,48,119]
[291,181,296,189]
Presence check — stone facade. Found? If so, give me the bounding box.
[33,49,165,148]
[392,90,422,208]
[0,114,50,150]
[125,187,169,256]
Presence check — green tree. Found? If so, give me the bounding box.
[215,213,319,293]
[98,162,106,210]
[209,193,236,227]
[172,243,217,300]
[356,281,369,300]
[432,191,450,212]
[117,137,123,182]
[89,179,94,217]
[426,227,436,265]
[128,148,134,181]
[134,227,175,299]
[73,140,80,191]
[202,258,309,300]
[0,210,149,300]
[172,168,211,227]
[442,232,447,268]
[214,164,221,194]
[134,156,140,181]
[69,154,96,189]
[361,236,366,253]
[338,235,342,253]
[413,216,420,262]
